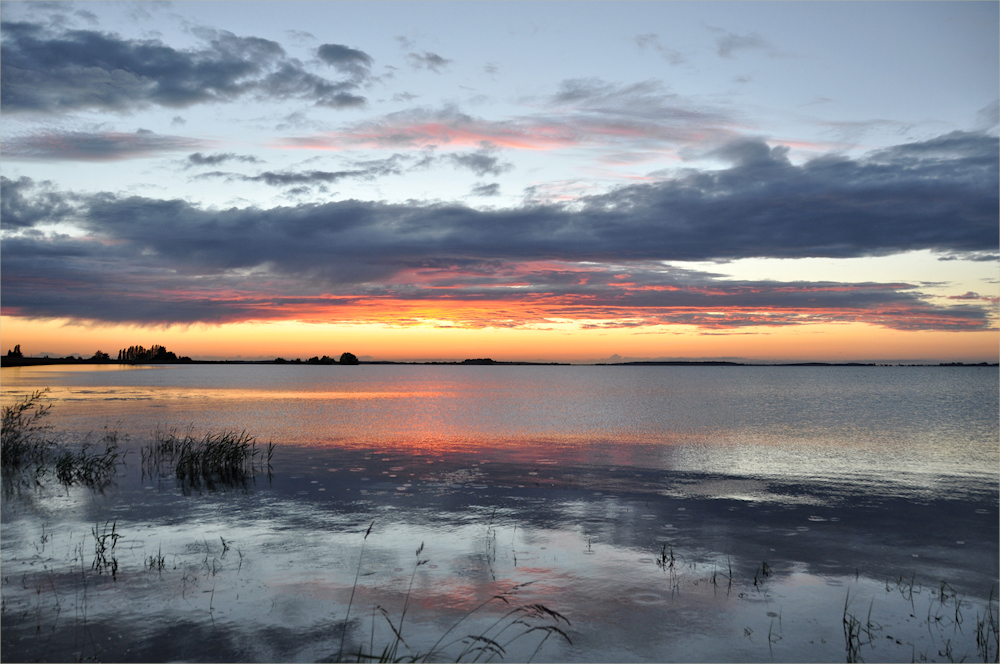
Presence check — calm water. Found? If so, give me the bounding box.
[2,365,997,662]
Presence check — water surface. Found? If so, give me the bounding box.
[2,365,997,662]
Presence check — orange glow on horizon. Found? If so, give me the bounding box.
[2,315,996,364]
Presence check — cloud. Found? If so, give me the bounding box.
[405,51,452,73]
[186,152,262,167]
[1,21,370,113]
[2,131,996,328]
[976,99,999,130]
[2,129,208,161]
[709,28,775,59]
[196,155,408,186]
[471,183,501,197]
[280,83,740,153]
[634,34,685,66]
[316,43,373,78]
[447,149,511,176]
[0,176,75,229]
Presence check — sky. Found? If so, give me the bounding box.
[1,1,998,362]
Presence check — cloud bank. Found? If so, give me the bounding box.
[2,131,996,329]
[1,21,372,113]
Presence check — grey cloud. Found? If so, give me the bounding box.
[0,176,75,229]
[447,150,511,177]
[868,130,997,164]
[712,29,773,59]
[186,152,262,167]
[197,155,407,186]
[471,183,501,197]
[976,99,999,130]
[406,51,452,73]
[634,34,686,65]
[3,129,207,161]
[1,21,369,113]
[317,43,373,78]
[549,78,726,127]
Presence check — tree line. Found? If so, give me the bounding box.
[3,344,360,365]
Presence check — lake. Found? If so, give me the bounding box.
[1,364,997,662]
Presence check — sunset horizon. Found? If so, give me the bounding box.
[1,2,997,363]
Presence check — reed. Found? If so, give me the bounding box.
[91,520,121,579]
[1,388,53,470]
[55,428,125,491]
[975,586,999,663]
[143,429,273,490]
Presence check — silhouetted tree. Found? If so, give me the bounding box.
[6,344,22,358]
[91,350,110,361]
[118,344,181,363]
[339,352,359,365]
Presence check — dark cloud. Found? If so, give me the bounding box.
[186,152,262,167]
[471,183,501,197]
[316,43,373,78]
[447,150,511,177]
[0,176,75,229]
[2,129,207,161]
[2,131,996,327]
[1,21,370,113]
[406,51,451,73]
[196,155,407,186]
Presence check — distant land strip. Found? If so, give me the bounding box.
[1,356,996,368]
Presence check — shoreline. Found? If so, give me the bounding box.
[1,357,996,368]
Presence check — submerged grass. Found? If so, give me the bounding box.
[1,389,54,470]
[142,428,274,491]
[2,390,126,493]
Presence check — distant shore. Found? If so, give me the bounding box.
[2,357,996,368]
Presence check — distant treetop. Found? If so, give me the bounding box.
[117,345,190,363]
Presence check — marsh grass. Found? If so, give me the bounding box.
[1,389,54,471]
[91,520,121,579]
[2,390,126,493]
[975,587,999,662]
[55,428,126,491]
[142,428,274,491]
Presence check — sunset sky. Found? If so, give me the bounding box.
[1,1,997,362]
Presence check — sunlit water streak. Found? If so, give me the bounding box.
[1,365,997,662]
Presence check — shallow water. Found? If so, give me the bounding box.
[2,365,997,662]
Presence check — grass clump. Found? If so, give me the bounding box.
[2,389,125,492]
[1,389,54,470]
[55,428,125,491]
[143,429,274,491]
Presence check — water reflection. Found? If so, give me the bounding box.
[2,365,997,661]
[3,440,998,662]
